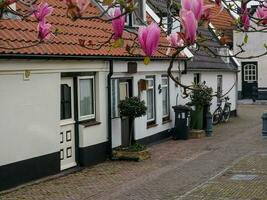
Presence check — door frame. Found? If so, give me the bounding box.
[119,78,133,146]
[60,77,77,170]
[241,62,258,99]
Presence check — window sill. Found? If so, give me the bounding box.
[147,123,158,129]
[79,120,101,128]
[162,119,172,125]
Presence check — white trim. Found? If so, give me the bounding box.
[209,22,221,40]
[229,50,241,67]
[161,76,169,118]
[145,4,160,24]
[146,77,155,122]
[78,76,96,121]
[182,48,194,58]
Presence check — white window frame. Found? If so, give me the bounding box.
[146,77,155,122]
[78,76,95,121]
[125,0,145,27]
[244,64,257,82]
[111,79,120,118]
[162,76,169,118]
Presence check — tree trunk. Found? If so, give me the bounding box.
[129,118,134,146]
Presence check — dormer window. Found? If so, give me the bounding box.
[1,3,19,19]
[125,0,145,27]
[99,0,145,27]
[217,46,230,63]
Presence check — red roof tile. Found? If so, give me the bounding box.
[0,0,181,59]
[205,0,235,44]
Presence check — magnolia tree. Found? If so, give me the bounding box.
[1,0,267,97]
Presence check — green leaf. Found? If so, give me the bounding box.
[102,0,113,5]
[112,39,124,48]
[243,34,248,44]
[143,56,151,65]
[264,43,267,49]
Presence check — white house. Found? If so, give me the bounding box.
[0,0,189,190]
[0,0,239,191]
[147,0,239,115]
[234,25,267,100]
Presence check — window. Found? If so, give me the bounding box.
[78,76,95,120]
[146,77,155,123]
[125,0,145,26]
[111,79,120,118]
[61,84,72,120]
[217,75,223,102]
[162,76,170,119]
[244,64,257,81]
[217,47,230,63]
[194,73,201,85]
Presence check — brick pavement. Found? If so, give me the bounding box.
[177,153,267,200]
[1,104,267,200]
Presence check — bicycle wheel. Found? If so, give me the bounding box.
[223,106,231,122]
[213,108,222,125]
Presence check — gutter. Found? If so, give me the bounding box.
[107,60,113,159]
[0,54,187,61]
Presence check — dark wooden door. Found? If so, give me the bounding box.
[119,80,132,147]
[242,62,258,99]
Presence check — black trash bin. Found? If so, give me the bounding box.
[172,105,191,140]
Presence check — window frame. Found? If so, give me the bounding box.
[161,76,170,120]
[60,83,72,120]
[111,79,120,119]
[125,0,145,27]
[193,73,201,85]
[217,75,223,102]
[244,64,257,82]
[77,76,96,121]
[146,77,156,124]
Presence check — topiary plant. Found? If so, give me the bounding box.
[190,82,213,108]
[118,96,147,147]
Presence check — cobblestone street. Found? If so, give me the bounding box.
[1,104,267,200]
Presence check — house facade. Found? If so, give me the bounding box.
[0,0,239,191]
[0,0,188,190]
[234,30,267,100]
[147,0,239,115]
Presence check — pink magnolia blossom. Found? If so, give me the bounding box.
[166,33,184,55]
[33,3,53,22]
[111,7,125,40]
[241,10,250,30]
[180,9,198,45]
[138,23,160,57]
[241,3,250,30]
[181,0,203,21]
[37,21,52,41]
[256,3,267,25]
[167,32,184,47]
[215,0,221,6]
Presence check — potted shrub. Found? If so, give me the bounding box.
[113,96,150,161]
[189,82,213,130]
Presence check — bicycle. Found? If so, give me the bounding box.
[212,96,231,125]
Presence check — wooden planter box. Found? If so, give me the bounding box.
[113,149,151,161]
[189,129,206,139]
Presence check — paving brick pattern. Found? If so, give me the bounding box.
[1,104,267,200]
[179,154,267,200]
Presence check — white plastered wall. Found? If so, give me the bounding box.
[234,31,267,91]
[178,71,237,113]
[0,59,109,166]
[112,60,182,147]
